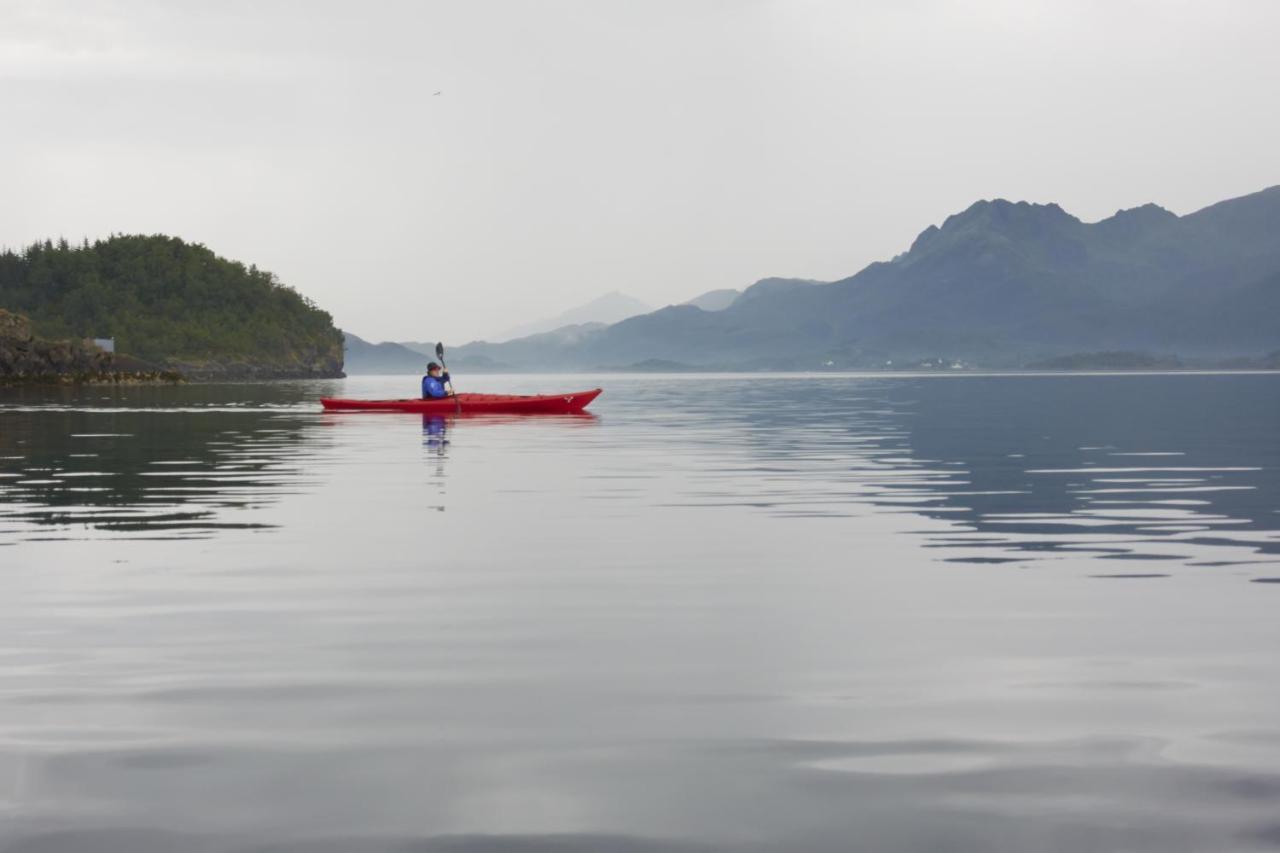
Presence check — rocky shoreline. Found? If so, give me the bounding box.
[167,362,345,381]
[1,309,121,384]
[2,370,185,386]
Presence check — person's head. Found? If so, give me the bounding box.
[426,362,442,376]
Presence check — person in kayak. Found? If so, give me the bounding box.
[421,362,454,399]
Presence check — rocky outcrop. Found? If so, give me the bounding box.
[0,309,179,384]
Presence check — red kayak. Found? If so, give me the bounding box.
[320,388,602,415]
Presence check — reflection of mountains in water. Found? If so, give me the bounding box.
[666,375,1280,572]
[902,376,1280,569]
[0,405,319,540]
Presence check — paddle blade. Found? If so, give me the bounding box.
[435,342,444,360]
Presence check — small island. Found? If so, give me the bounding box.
[0,235,343,382]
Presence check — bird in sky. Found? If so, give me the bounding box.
[433,91,442,96]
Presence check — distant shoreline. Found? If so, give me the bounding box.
[337,368,1280,379]
[0,369,345,387]
[0,370,184,387]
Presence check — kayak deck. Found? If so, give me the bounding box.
[320,388,602,415]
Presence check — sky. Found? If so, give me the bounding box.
[2,0,1278,344]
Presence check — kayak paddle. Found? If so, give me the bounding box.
[436,341,461,414]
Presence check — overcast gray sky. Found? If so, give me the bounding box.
[3,0,1277,343]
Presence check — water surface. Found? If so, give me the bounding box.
[2,373,1279,852]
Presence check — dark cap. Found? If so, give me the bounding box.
[427,362,441,372]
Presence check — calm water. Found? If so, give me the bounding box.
[1,373,1279,853]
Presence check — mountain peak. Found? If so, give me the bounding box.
[908,198,1081,257]
[1110,202,1175,218]
[943,198,1079,229]
[1092,203,1178,239]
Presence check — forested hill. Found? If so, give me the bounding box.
[0,235,343,378]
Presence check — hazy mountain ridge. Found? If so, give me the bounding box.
[345,323,609,373]
[446,186,1280,369]
[342,333,431,374]
[682,288,740,311]
[498,291,652,340]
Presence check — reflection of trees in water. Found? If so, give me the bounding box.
[0,403,318,538]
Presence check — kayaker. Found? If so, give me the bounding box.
[421,362,454,399]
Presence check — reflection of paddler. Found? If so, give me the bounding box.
[422,415,449,451]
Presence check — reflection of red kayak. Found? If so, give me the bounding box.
[320,388,602,415]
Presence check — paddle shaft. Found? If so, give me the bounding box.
[436,342,461,414]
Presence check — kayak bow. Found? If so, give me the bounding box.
[320,388,602,415]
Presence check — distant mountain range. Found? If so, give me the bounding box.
[344,185,1280,373]
[343,323,607,374]
[343,333,430,374]
[441,186,1280,370]
[344,291,745,373]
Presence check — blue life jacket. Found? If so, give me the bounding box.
[422,372,451,399]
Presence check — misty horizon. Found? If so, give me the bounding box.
[4,0,1279,343]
